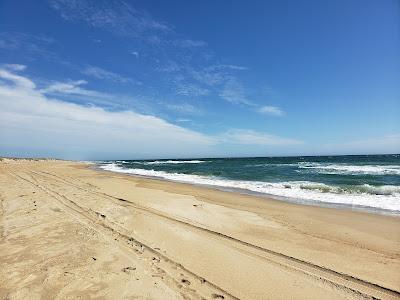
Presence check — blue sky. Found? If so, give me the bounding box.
[0,0,399,159]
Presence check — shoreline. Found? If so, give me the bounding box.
[93,164,400,217]
[1,159,400,299]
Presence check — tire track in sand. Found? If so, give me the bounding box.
[35,169,400,300]
[10,170,237,300]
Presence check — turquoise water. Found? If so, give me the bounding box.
[98,154,400,213]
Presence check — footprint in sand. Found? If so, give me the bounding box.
[181,279,191,285]
[122,266,136,273]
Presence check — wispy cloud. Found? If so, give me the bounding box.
[0,66,303,158]
[0,68,35,90]
[38,78,146,110]
[165,103,202,115]
[219,77,252,105]
[258,106,285,116]
[172,39,207,48]
[190,64,248,87]
[40,79,108,99]
[0,32,56,60]
[48,1,255,108]
[220,129,303,146]
[189,65,250,104]
[157,60,181,73]
[176,118,191,123]
[206,64,248,71]
[176,83,209,97]
[191,69,225,86]
[49,0,171,38]
[82,66,140,84]
[1,64,27,71]
[130,51,139,58]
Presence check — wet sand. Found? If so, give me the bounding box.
[1,159,399,299]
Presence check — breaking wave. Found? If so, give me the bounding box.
[132,160,206,165]
[297,163,400,175]
[99,163,400,212]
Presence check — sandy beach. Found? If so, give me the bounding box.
[0,159,399,300]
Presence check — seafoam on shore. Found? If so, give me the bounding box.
[98,155,400,212]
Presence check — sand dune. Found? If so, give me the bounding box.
[1,159,399,299]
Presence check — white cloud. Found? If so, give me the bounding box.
[82,66,139,84]
[39,78,142,110]
[219,129,303,146]
[40,79,108,99]
[258,106,285,116]
[0,68,35,89]
[0,67,305,159]
[0,68,215,159]
[2,64,27,71]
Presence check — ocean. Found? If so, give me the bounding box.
[97,154,400,214]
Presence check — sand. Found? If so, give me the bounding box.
[0,159,399,300]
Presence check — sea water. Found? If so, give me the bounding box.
[97,154,400,213]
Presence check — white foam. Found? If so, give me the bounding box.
[298,163,400,175]
[132,160,206,165]
[100,163,400,211]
